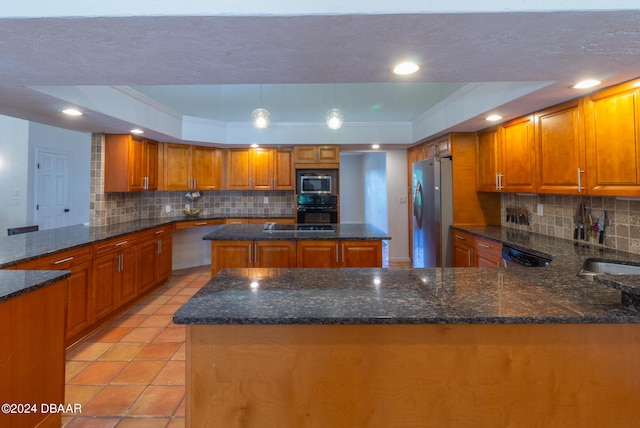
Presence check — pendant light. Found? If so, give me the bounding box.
[326,84,343,130]
[252,85,270,129]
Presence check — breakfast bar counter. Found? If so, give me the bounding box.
[174,267,640,427]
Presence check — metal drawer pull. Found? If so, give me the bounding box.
[455,234,465,240]
[155,230,164,235]
[478,242,491,249]
[115,241,128,247]
[54,256,74,265]
[195,222,208,226]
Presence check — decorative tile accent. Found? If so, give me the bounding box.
[501,193,640,255]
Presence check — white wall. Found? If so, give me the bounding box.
[28,122,91,227]
[0,115,30,236]
[384,150,410,263]
[339,154,365,223]
[363,152,388,232]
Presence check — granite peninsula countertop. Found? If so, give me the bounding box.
[0,270,70,303]
[202,223,391,241]
[173,267,640,325]
[0,215,293,269]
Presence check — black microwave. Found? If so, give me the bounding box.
[300,175,332,194]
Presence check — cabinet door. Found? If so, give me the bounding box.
[340,240,382,267]
[293,146,318,163]
[501,116,537,192]
[165,143,192,191]
[252,148,274,190]
[193,146,221,190]
[65,261,93,341]
[254,241,296,268]
[474,237,503,268]
[157,236,173,282]
[476,128,501,192]
[118,247,138,305]
[226,149,252,190]
[92,254,119,321]
[146,140,159,191]
[211,241,252,275]
[274,149,294,190]
[537,101,586,194]
[128,137,147,191]
[138,239,158,293]
[585,82,640,196]
[318,145,340,162]
[296,241,340,268]
[452,231,475,267]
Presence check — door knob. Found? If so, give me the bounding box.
[64,209,70,212]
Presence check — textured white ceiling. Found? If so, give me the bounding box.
[1,8,640,145]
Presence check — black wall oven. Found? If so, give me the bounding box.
[297,194,338,224]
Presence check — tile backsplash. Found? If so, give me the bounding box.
[90,134,295,227]
[501,193,640,255]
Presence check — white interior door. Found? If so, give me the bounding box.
[36,150,70,230]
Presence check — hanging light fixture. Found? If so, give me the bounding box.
[326,84,344,130]
[252,85,270,129]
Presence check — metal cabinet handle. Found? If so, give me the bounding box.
[155,230,164,235]
[455,234,465,240]
[478,242,491,249]
[143,176,148,190]
[577,168,585,192]
[467,250,472,267]
[115,241,128,247]
[157,240,162,254]
[194,222,208,226]
[248,243,252,264]
[341,243,345,263]
[116,253,123,272]
[495,173,499,190]
[254,243,258,265]
[336,244,339,264]
[54,256,74,265]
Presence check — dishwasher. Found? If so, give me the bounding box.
[501,244,552,267]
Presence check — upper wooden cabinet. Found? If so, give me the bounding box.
[536,100,587,194]
[584,80,640,196]
[293,145,340,166]
[104,134,158,192]
[225,148,294,190]
[164,143,222,191]
[475,116,536,193]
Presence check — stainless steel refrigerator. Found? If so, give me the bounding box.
[411,157,453,268]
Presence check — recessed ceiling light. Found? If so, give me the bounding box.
[372,144,380,149]
[250,143,259,148]
[130,129,144,134]
[486,114,502,122]
[62,108,82,116]
[392,61,420,75]
[573,79,602,89]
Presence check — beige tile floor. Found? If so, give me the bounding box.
[62,265,211,428]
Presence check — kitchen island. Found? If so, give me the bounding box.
[203,223,391,274]
[174,267,640,428]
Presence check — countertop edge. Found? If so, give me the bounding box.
[0,270,71,303]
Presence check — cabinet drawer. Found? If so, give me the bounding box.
[474,237,502,258]
[175,219,224,229]
[452,230,474,245]
[137,225,173,240]
[93,235,138,257]
[18,246,92,270]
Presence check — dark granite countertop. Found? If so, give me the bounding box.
[202,223,391,241]
[173,267,640,325]
[0,270,71,303]
[0,215,294,269]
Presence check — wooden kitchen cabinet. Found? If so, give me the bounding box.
[340,240,382,268]
[0,279,66,428]
[500,115,537,192]
[296,240,340,268]
[475,127,502,192]
[474,236,503,268]
[138,226,173,294]
[536,100,587,194]
[92,236,139,322]
[211,240,297,274]
[225,148,294,190]
[164,143,222,191]
[293,145,340,166]
[16,246,93,345]
[584,80,640,196]
[104,134,158,192]
[452,230,475,267]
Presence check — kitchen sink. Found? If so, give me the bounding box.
[577,258,640,281]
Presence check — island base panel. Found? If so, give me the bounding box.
[186,323,639,428]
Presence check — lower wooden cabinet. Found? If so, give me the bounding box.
[452,230,475,267]
[92,244,138,322]
[211,240,297,274]
[474,236,503,268]
[212,239,384,272]
[0,279,67,428]
[452,230,503,268]
[138,227,173,293]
